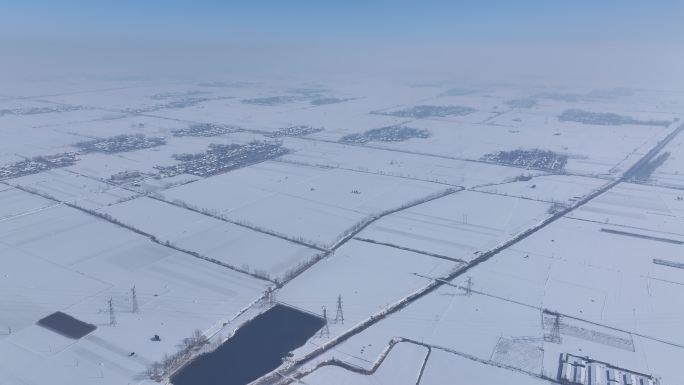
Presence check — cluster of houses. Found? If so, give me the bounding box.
[340,125,430,144]
[77,134,166,154]
[379,104,475,119]
[0,104,87,117]
[0,153,77,180]
[263,125,323,138]
[559,109,670,127]
[482,148,568,172]
[172,123,241,137]
[157,141,288,178]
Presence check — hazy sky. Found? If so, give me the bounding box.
[2,1,683,43]
[1,1,683,87]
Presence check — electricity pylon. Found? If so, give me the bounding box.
[108,297,117,326]
[131,286,139,314]
[320,306,330,338]
[334,295,344,324]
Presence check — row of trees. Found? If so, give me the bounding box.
[147,329,210,381]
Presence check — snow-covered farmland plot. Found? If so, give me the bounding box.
[280,138,546,187]
[0,186,56,220]
[420,349,551,385]
[301,342,429,385]
[48,114,188,138]
[161,160,450,248]
[357,190,552,261]
[0,204,150,266]
[0,122,82,163]
[6,168,139,210]
[278,239,461,341]
[570,182,684,235]
[473,174,607,204]
[99,196,321,280]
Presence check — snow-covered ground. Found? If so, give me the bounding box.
[1,78,684,385]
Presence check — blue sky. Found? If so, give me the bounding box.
[1,0,683,43]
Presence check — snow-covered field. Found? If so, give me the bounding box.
[160,160,449,248]
[279,138,547,188]
[357,190,552,261]
[99,196,321,280]
[473,174,607,203]
[1,78,684,385]
[571,182,684,234]
[277,239,460,333]
[7,168,139,210]
[0,186,56,220]
[301,342,429,385]
[420,348,550,385]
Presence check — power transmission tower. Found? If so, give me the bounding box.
[320,306,329,338]
[334,295,344,324]
[261,287,276,308]
[131,286,139,314]
[463,276,473,296]
[544,313,561,343]
[108,297,117,326]
[269,288,276,306]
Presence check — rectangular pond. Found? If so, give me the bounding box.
[171,304,324,385]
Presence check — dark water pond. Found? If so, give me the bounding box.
[171,304,324,385]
